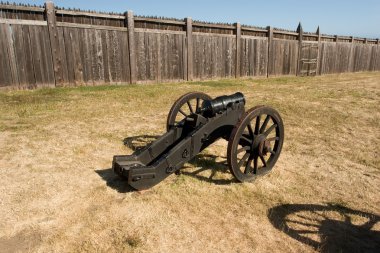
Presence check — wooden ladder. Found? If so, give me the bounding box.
[299,43,319,76]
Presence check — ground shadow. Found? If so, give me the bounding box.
[123,135,161,152]
[182,154,235,185]
[95,168,135,193]
[268,203,380,253]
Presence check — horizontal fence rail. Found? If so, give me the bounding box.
[0,1,379,89]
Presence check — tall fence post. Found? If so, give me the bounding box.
[45,1,60,86]
[296,22,303,76]
[316,26,321,75]
[235,22,241,78]
[126,11,136,84]
[186,17,193,81]
[267,26,273,77]
[350,36,355,72]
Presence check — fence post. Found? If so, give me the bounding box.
[267,26,273,77]
[296,22,303,76]
[316,26,321,75]
[364,38,368,44]
[126,11,136,84]
[45,1,60,86]
[235,22,241,78]
[349,36,355,72]
[377,39,380,45]
[186,17,193,81]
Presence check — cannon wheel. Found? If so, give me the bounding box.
[166,92,212,131]
[227,106,284,182]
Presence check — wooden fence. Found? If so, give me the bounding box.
[0,2,379,89]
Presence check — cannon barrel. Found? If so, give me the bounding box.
[202,92,245,116]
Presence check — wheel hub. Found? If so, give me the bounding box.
[251,134,271,156]
[258,139,271,156]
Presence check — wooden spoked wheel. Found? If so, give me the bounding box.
[227,106,284,182]
[166,92,212,131]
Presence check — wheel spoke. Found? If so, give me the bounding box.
[179,108,187,117]
[268,147,276,155]
[254,115,261,135]
[267,136,279,142]
[264,124,277,136]
[247,123,254,138]
[260,155,267,167]
[237,153,250,168]
[187,101,194,114]
[260,115,270,133]
[244,158,253,174]
[240,135,253,145]
[253,157,258,174]
[196,98,200,112]
[237,146,250,154]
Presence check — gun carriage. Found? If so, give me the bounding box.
[113,92,284,190]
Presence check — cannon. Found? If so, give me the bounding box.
[112,92,284,190]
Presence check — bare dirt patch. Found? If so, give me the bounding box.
[0,72,379,252]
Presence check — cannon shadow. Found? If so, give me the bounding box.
[96,135,235,191]
[267,203,380,253]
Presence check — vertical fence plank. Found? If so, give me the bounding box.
[126,11,136,83]
[5,24,20,86]
[62,27,75,85]
[0,24,13,87]
[267,26,273,77]
[45,1,60,85]
[235,22,241,78]
[22,25,36,88]
[182,32,187,81]
[316,26,321,75]
[186,17,193,81]
[296,23,303,76]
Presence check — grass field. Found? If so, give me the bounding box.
[0,72,379,252]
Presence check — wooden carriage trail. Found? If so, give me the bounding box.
[0,1,379,89]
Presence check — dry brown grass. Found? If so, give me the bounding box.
[0,72,379,253]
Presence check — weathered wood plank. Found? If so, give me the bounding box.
[5,24,20,86]
[56,9,125,20]
[21,25,37,88]
[45,2,60,85]
[0,4,44,12]
[41,26,55,86]
[186,17,193,81]
[267,27,273,77]
[61,27,75,85]
[100,30,110,83]
[11,25,27,87]
[235,22,241,78]
[95,29,105,83]
[0,19,47,26]
[0,24,13,87]
[120,31,130,82]
[57,22,128,32]
[127,11,136,83]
